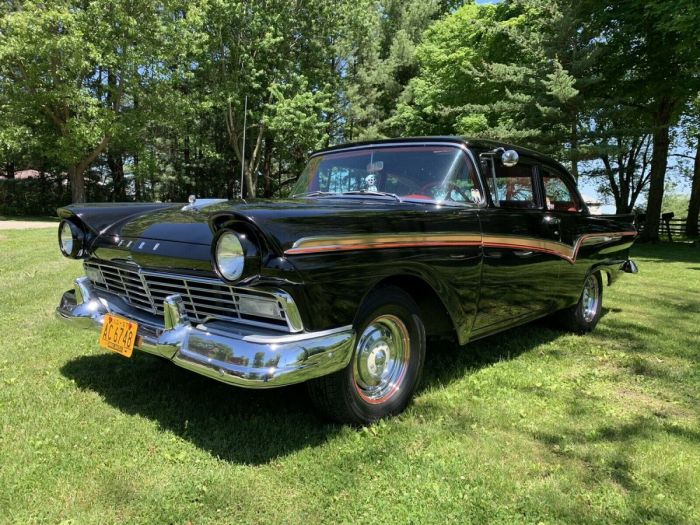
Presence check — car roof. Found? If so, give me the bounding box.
[313,136,571,176]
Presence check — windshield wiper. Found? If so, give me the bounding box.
[291,190,335,198]
[339,190,402,202]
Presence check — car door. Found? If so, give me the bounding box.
[538,164,590,307]
[472,156,566,336]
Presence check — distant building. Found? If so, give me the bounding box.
[581,193,603,214]
[0,169,40,180]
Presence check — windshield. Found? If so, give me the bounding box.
[291,145,482,205]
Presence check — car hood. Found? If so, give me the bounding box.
[61,197,473,255]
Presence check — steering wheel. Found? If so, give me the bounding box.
[385,174,421,195]
[419,182,470,202]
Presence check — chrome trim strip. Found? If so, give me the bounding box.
[211,324,354,344]
[56,281,355,389]
[285,231,638,264]
[287,232,482,255]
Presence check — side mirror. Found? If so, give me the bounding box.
[501,149,519,167]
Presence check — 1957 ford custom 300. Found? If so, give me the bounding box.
[56,137,638,424]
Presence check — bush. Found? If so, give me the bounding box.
[0,175,71,217]
[0,172,115,217]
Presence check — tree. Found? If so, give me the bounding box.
[686,142,700,237]
[391,1,580,158]
[393,0,698,226]
[585,134,653,214]
[0,1,198,202]
[195,0,349,198]
[581,0,700,240]
[342,0,459,141]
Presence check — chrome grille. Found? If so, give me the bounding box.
[84,260,293,331]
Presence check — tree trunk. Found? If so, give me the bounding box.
[67,135,112,203]
[616,200,631,215]
[640,102,673,242]
[133,154,142,201]
[4,163,15,179]
[107,151,126,201]
[244,166,257,198]
[68,165,85,203]
[262,137,274,198]
[686,136,700,237]
[570,116,579,181]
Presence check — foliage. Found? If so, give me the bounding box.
[679,95,700,236]
[391,2,580,155]
[661,192,691,219]
[0,176,70,216]
[0,0,698,216]
[579,0,700,238]
[0,0,202,201]
[1,230,700,522]
[390,0,699,220]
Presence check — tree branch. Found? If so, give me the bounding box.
[76,134,112,173]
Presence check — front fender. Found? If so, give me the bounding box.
[289,248,481,344]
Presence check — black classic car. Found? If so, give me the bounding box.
[56,137,638,424]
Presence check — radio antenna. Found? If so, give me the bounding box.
[239,95,248,199]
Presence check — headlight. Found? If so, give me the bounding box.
[58,220,84,258]
[214,231,246,281]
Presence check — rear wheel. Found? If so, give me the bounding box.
[307,286,426,425]
[555,271,603,333]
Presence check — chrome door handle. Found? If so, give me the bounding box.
[543,215,561,225]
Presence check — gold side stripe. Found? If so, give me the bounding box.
[285,231,637,263]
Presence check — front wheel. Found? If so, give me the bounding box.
[307,286,426,425]
[555,271,603,333]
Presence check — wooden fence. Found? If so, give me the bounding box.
[659,218,687,238]
[636,215,688,240]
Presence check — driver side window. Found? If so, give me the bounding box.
[437,152,481,204]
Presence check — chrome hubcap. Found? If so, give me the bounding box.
[581,274,600,323]
[353,314,410,404]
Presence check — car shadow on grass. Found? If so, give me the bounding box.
[61,352,340,465]
[420,318,579,391]
[60,318,573,464]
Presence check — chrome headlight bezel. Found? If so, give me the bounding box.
[58,220,85,259]
[213,230,247,282]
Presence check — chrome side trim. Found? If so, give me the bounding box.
[287,232,482,255]
[56,279,355,389]
[285,230,638,264]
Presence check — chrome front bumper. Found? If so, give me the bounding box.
[56,277,355,388]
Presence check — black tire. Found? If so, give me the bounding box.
[555,271,603,333]
[307,286,426,425]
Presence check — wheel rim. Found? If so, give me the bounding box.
[353,314,410,404]
[581,274,600,323]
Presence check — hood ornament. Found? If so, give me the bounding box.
[182,194,227,211]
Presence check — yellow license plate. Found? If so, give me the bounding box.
[99,314,139,358]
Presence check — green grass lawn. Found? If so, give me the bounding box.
[1,230,699,524]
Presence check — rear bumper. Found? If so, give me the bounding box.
[56,277,355,388]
